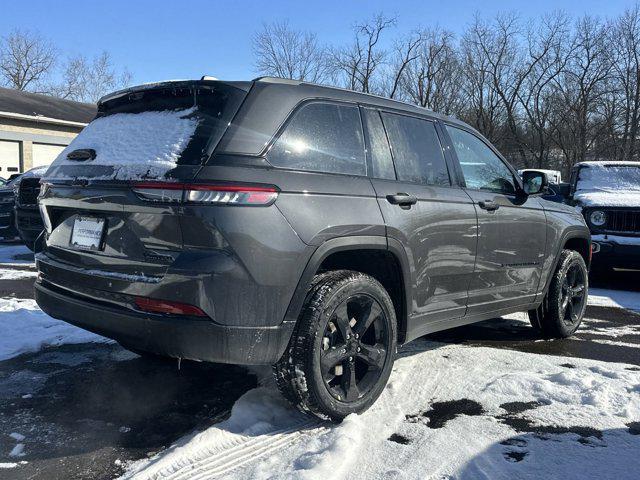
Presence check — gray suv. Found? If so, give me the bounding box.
[34,78,591,420]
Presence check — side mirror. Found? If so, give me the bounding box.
[521,170,548,195]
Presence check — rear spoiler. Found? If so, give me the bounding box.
[98,79,253,107]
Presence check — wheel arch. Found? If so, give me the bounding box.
[282,236,412,344]
[541,229,591,296]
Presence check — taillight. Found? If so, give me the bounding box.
[132,182,278,205]
[134,296,207,317]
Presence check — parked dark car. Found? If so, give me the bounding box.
[35,78,591,420]
[0,175,20,239]
[14,166,48,251]
[567,161,640,273]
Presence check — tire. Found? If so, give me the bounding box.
[273,270,397,421]
[528,250,588,338]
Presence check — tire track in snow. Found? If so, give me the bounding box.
[130,417,323,480]
[129,345,424,480]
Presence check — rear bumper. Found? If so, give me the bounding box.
[591,237,640,269]
[35,280,295,365]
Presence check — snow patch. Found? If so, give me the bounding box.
[0,268,37,280]
[574,190,640,207]
[0,244,33,265]
[121,344,640,480]
[574,162,640,207]
[45,107,199,181]
[588,288,640,311]
[9,443,25,457]
[0,298,111,361]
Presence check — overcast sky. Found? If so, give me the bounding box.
[1,0,635,85]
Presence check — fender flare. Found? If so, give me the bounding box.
[540,228,591,298]
[282,235,412,339]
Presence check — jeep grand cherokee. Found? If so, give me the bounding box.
[35,77,591,420]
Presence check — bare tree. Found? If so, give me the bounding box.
[384,31,423,99]
[547,15,614,170]
[253,20,328,83]
[399,28,463,115]
[251,6,640,170]
[518,12,572,168]
[331,14,396,93]
[0,29,56,92]
[55,51,132,102]
[459,16,505,142]
[610,5,640,161]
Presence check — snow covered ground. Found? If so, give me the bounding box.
[0,297,110,362]
[121,344,640,480]
[0,244,33,266]
[0,246,639,479]
[589,288,640,311]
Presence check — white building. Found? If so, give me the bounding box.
[0,87,95,177]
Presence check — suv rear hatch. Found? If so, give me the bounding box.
[40,80,250,276]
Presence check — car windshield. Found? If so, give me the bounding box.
[576,164,640,192]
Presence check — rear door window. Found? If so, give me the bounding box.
[267,102,366,176]
[380,113,450,186]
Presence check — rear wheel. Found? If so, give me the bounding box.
[274,270,397,421]
[529,250,588,338]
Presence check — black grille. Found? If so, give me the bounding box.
[18,178,41,206]
[605,210,640,233]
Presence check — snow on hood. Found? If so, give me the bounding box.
[574,162,640,207]
[45,107,199,181]
[574,190,640,207]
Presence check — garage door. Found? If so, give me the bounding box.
[32,143,66,168]
[0,140,21,176]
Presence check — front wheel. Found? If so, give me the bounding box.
[274,270,397,421]
[529,249,588,338]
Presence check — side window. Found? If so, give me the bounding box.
[380,113,450,186]
[446,126,516,194]
[362,108,395,180]
[267,102,366,176]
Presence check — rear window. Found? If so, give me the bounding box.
[266,102,366,176]
[46,83,247,181]
[381,113,450,186]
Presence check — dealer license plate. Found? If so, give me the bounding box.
[70,216,105,250]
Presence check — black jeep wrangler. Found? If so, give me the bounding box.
[567,161,640,274]
[35,78,591,420]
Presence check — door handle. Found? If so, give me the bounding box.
[479,200,500,211]
[386,193,418,206]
